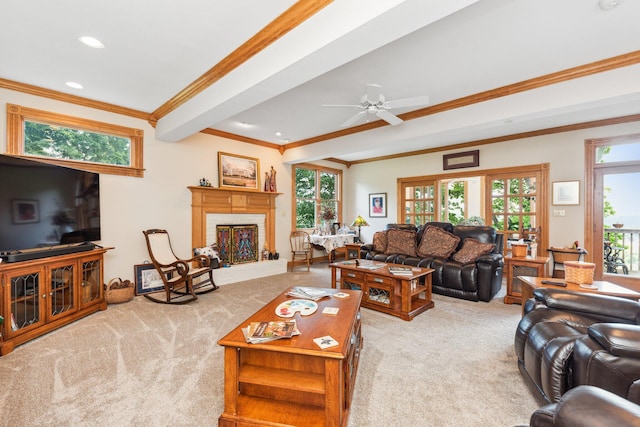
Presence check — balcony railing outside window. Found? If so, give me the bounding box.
[604,228,639,276]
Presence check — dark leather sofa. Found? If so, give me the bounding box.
[360,222,503,302]
[526,385,640,427]
[515,288,640,406]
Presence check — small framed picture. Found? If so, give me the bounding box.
[443,150,479,170]
[552,181,580,205]
[12,199,39,224]
[134,263,165,295]
[218,152,260,191]
[369,193,387,218]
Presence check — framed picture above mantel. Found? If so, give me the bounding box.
[218,152,260,191]
[443,150,479,170]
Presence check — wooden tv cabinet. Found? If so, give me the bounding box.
[0,248,110,356]
[217,287,363,427]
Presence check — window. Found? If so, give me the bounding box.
[293,164,342,229]
[6,104,144,177]
[398,164,548,253]
[401,181,436,226]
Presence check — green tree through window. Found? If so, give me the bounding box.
[7,104,144,177]
[294,165,341,229]
[25,121,131,166]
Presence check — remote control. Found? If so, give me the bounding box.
[541,280,566,286]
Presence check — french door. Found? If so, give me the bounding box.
[586,135,640,290]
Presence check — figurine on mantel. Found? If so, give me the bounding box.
[264,166,277,192]
[199,177,213,187]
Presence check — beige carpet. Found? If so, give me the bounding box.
[0,264,538,426]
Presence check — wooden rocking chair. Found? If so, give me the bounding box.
[142,229,218,304]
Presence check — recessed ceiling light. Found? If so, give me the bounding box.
[239,122,252,128]
[78,36,105,49]
[275,131,282,137]
[65,81,84,89]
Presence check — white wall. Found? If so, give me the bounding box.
[0,88,294,281]
[345,121,640,248]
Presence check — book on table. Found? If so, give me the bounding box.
[388,266,413,276]
[242,320,300,344]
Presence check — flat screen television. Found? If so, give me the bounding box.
[0,154,101,259]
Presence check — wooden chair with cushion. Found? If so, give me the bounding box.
[142,229,218,304]
[289,230,311,272]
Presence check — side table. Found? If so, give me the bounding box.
[345,243,362,260]
[503,255,549,305]
[518,276,640,316]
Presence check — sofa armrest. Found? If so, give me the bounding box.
[533,288,640,323]
[529,385,640,427]
[588,323,640,359]
[360,243,374,251]
[475,253,503,267]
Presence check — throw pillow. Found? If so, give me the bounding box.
[385,228,417,257]
[452,238,496,264]
[416,225,460,258]
[372,231,388,253]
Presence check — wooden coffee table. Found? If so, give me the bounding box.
[330,260,434,321]
[217,287,363,427]
[518,276,640,315]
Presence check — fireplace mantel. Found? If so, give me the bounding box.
[188,186,281,252]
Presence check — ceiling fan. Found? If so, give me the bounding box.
[322,84,430,127]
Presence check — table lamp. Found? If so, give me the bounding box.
[351,215,369,243]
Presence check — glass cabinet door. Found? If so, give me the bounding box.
[49,263,76,320]
[9,270,43,335]
[81,257,102,307]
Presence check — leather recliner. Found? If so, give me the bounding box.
[527,385,640,427]
[515,288,640,406]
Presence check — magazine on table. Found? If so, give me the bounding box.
[355,260,386,270]
[286,287,332,301]
[242,320,300,344]
[388,266,414,276]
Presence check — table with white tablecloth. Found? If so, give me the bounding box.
[310,234,355,261]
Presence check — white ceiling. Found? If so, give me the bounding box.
[2,0,639,164]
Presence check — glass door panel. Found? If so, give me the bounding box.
[50,264,75,319]
[81,258,102,306]
[602,171,640,278]
[10,272,40,333]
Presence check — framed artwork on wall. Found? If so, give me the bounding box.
[552,180,580,205]
[369,193,387,217]
[218,152,260,191]
[443,150,479,170]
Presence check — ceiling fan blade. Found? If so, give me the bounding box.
[384,95,430,110]
[341,111,367,127]
[321,104,364,109]
[376,109,403,126]
[365,84,383,104]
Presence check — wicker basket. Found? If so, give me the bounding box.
[564,261,595,285]
[511,243,528,257]
[105,278,134,304]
